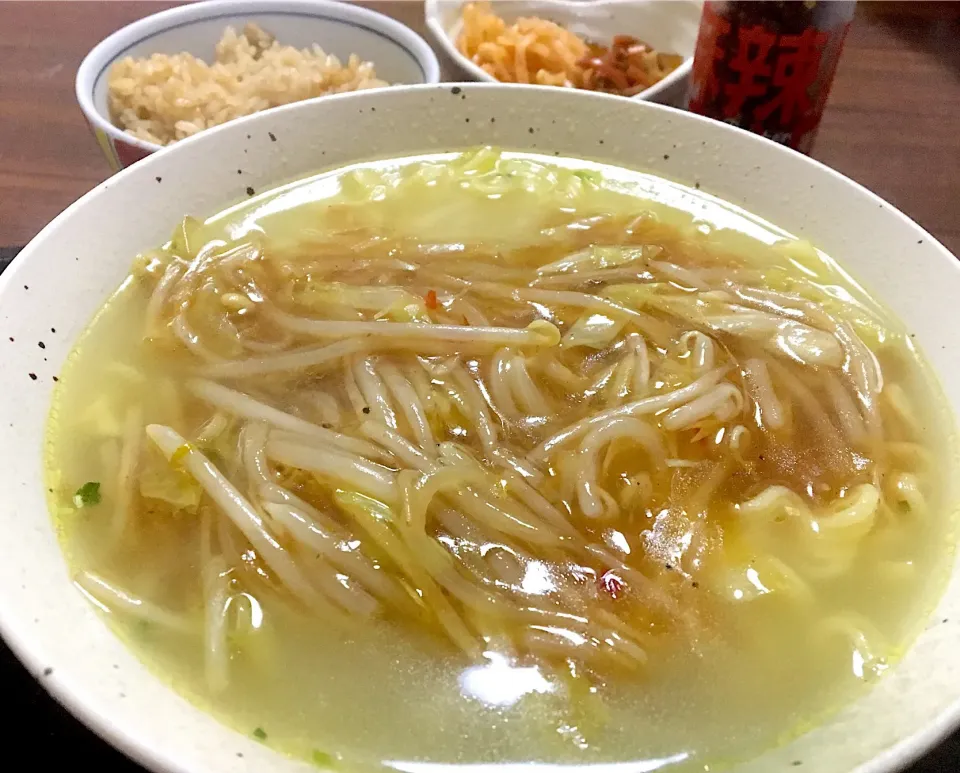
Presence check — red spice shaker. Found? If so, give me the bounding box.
[687,1,856,153]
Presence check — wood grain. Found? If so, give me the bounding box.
[0,1,957,254]
[814,2,960,251]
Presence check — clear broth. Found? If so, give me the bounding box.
[46,151,957,772]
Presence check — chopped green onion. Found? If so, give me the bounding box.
[572,169,602,186]
[252,727,268,741]
[312,749,337,768]
[73,481,101,508]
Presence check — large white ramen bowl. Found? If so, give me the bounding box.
[2,84,959,773]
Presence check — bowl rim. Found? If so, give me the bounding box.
[423,0,696,102]
[8,81,960,773]
[75,0,442,155]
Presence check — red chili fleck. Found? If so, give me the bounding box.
[425,290,438,310]
[599,570,625,600]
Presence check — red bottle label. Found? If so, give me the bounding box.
[688,2,852,153]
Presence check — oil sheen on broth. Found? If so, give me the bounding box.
[46,150,957,771]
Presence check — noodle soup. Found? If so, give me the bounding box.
[46,150,957,771]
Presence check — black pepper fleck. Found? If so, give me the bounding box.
[791,763,802,768]
[246,186,255,196]
[42,667,53,677]
[461,94,466,100]
[663,154,670,160]
[268,131,277,141]
[370,107,376,112]
[51,327,56,333]
[465,118,470,123]
[23,285,28,290]
[490,117,495,123]
[52,376,59,383]
[8,337,13,342]
[362,407,371,415]
[451,86,462,95]
[598,139,604,145]
[528,127,535,134]
[944,618,950,623]
[692,581,699,588]
[694,182,701,189]
[246,133,251,139]
[917,239,923,245]
[553,151,560,156]
[155,176,162,183]
[664,563,673,570]
[237,753,244,758]
[28,373,37,381]
[237,169,243,175]
[38,342,45,349]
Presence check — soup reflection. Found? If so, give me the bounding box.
[47,149,956,771]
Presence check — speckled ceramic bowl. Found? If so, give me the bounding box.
[75,0,441,170]
[3,84,960,773]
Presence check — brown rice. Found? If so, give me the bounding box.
[108,23,388,146]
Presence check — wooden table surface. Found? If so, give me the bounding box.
[1,1,959,254]
[1,1,960,771]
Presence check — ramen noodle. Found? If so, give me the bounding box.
[46,149,957,770]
